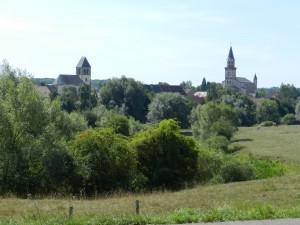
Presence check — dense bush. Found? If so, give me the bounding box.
[203,135,230,153]
[97,110,130,136]
[281,114,298,125]
[131,119,198,190]
[70,128,140,195]
[147,92,194,128]
[99,76,150,122]
[220,158,255,183]
[196,148,223,182]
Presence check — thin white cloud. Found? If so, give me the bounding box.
[0,16,55,32]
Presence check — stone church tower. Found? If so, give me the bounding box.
[76,56,91,85]
[223,46,257,94]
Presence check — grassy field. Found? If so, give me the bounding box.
[1,125,300,224]
[232,125,300,169]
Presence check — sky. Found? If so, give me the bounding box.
[1,0,300,88]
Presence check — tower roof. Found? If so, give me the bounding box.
[228,46,235,60]
[76,57,91,68]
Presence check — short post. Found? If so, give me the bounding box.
[135,200,140,215]
[27,194,32,200]
[69,206,73,218]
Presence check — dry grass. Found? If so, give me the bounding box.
[1,175,300,219]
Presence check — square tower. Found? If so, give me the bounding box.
[76,56,91,85]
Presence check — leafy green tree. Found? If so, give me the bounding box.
[131,119,198,190]
[190,102,239,140]
[221,94,256,126]
[256,88,266,98]
[97,110,130,136]
[0,67,77,195]
[280,83,300,101]
[147,92,194,128]
[281,113,298,125]
[256,99,280,123]
[295,101,300,122]
[276,83,300,116]
[0,62,91,195]
[70,128,138,194]
[180,80,195,91]
[83,110,98,127]
[50,100,88,141]
[60,86,78,112]
[78,84,98,110]
[206,82,233,102]
[99,76,150,122]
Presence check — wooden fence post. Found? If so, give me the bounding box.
[69,206,73,218]
[136,200,140,215]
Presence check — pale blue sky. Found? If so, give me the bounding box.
[1,0,300,87]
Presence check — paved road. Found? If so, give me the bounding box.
[170,218,300,225]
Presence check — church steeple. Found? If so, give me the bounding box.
[227,46,235,68]
[225,46,236,78]
[228,46,235,60]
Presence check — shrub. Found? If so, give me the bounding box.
[260,121,276,127]
[249,157,286,179]
[131,119,198,190]
[220,158,254,182]
[203,135,230,153]
[70,128,139,194]
[196,148,223,182]
[97,110,130,136]
[281,114,299,125]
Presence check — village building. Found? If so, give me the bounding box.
[53,57,91,94]
[222,47,257,95]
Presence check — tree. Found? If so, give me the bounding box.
[131,119,198,190]
[280,83,300,101]
[97,110,130,136]
[60,86,78,112]
[200,77,207,91]
[147,92,194,128]
[256,88,266,98]
[256,99,280,123]
[206,82,232,102]
[221,94,256,126]
[180,80,195,91]
[281,113,298,125]
[0,62,94,195]
[99,76,150,122]
[50,100,88,141]
[78,84,98,110]
[0,65,78,195]
[70,128,138,194]
[295,101,300,122]
[277,83,300,116]
[190,102,239,140]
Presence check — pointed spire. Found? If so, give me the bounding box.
[228,46,235,60]
[76,57,91,68]
[254,73,257,79]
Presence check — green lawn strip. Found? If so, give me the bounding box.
[1,204,300,225]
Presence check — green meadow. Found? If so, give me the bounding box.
[1,125,300,224]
